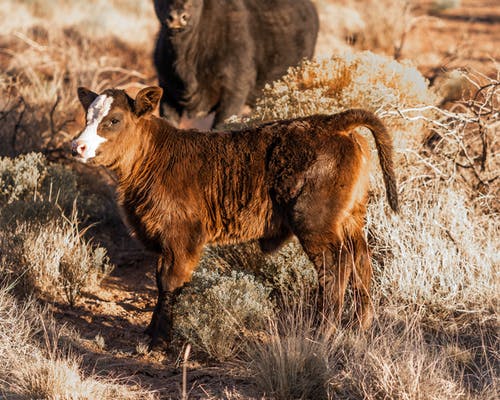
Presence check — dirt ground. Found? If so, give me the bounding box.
[44,1,499,398]
[408,0,499,77]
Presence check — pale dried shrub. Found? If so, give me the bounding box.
[0,152,110,225]
[1,214,113,305]
[243,51,438,151]
[367,174,499,310]
[0,152,47,204]
[59,235,114,307]
[174,267,273,361]
[172,243,319,362]
[0,153,78,221]
[0,153,113,304]
[360,71,499,313]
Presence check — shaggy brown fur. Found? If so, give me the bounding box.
[73,86,399,348]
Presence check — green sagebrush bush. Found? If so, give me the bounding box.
[259,240,317,297]
[0,153,113,305]
[172,241,319,361]
[0,152,109,225]
[174,264,273,361]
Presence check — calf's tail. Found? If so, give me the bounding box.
[334,109,399,212]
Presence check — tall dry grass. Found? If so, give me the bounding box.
[0,285,156,399]
[0,153,114,306]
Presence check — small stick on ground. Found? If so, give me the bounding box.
[182,343,192,400]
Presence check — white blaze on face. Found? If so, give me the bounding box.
[74,95,114,161]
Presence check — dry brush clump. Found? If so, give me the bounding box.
[172,241,321,362]
[174,264,273,362]
[0,153,114,306]
[241,51,438,152]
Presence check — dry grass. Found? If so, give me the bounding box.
[0,286,156,399]
[247,291,497,399]
[246,291,330,400]
[0,153,114,305]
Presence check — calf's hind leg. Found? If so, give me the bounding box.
[299,237,353,325]
[300,232,374,330]
[349,231,374,330]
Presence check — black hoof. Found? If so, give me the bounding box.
[148,334,170,351]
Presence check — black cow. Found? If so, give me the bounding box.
[153,0,319,128]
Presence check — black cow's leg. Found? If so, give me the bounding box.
[213,90,249,129]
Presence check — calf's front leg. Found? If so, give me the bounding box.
[147,247,201,350]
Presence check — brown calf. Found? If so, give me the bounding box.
[72,86,398,348]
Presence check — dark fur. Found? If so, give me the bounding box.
[74,87,399,349]
[153,0,319,128]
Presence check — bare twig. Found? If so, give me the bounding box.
[182,343,192,400]
[13,31,46,51]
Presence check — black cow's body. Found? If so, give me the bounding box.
[153,0,319,128]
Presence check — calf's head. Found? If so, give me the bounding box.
[72,86,163,165]
[154,0,203,32]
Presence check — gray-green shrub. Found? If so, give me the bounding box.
[174,266,273,361]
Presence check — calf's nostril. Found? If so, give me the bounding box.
[71,141,87,157]
[77,143,86,155]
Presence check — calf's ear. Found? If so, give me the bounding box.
[77,87,98,111]
[134,86,163,117]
